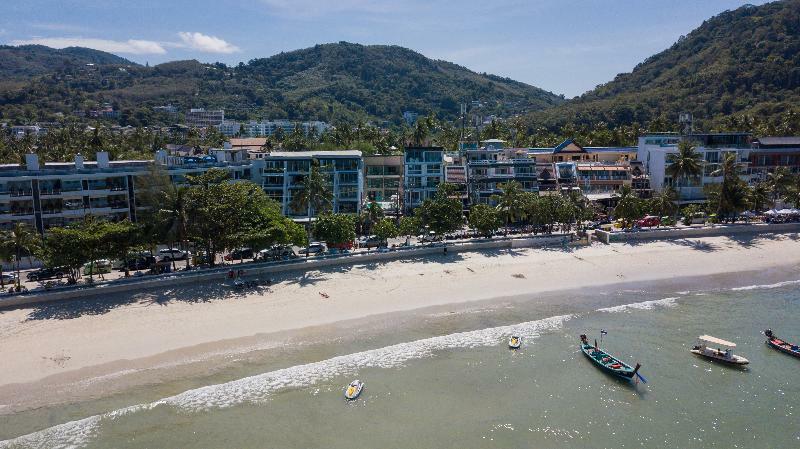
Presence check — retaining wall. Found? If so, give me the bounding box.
[594,222,800,244]
[0,234,570,309]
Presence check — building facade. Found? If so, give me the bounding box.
[403,147,445,211]
[363,155,403,204]
[638,133,752,202]
[217,120,331,138]
[186,108,225,128]
[0,150,258,233]
[261,151,363,218]
[464,147,538,205]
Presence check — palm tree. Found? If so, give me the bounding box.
[8,223,40,291]
[359,201,384,236]
[491,181,527,234]
[648,187,678,225]
[156,184,190,271]
[746,182,772,212]
[290,160,333,256]
[0,231,13,290]
[766,166,792,204]
[665,141,703,198]
[711,153,748,222]
[412,120,429,146]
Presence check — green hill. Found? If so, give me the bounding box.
[531,0,800,131]
[0,42,563,126]
[0,45,135,78]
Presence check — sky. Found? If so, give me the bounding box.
[1,0,771,98]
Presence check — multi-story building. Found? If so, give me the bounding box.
[363,155,403,204]
[261,151,363,218]
[186,108,225,128]
[638,133,752,202]
[748,137,800,181]
[0,150,259,233]
[217,120,331,137]
[526,139,637,197]
[464,147,538,205]
[403,147,445,211]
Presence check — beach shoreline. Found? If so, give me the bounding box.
[1,234,800,416]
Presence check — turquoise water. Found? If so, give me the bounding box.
[2,280,799,448]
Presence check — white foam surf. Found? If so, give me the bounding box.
[596,297,678,313]
[730,280,800,291]
[0,314,571,449]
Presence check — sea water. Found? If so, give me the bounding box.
[1,280,799,448]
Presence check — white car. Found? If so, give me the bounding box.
[158,248,189,261]
[0,272,18,284]
[298,242,326,255]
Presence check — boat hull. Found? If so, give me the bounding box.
[580,344,636,380]
[766,339,800,358]
[690,349,749,365]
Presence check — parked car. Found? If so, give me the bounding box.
[115,251,156,271]
[225,247,254,261]
[256,245,297,261]
[159,248,189,261]
[298,242,327,255]
[358,235,383,249]
[82,259,112,275]
[636,215,661,228]
[0,272,19,284]
[27,267,66,281]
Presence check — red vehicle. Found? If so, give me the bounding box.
[636,215,661,228]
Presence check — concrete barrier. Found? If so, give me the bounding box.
[595,222,800,244]
[0,234,571,310]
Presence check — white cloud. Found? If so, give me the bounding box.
[177,32,241,54]
[259,0,403,18]
[11,37,166,55]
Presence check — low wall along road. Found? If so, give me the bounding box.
[0,234,570,309]
[594,222,800,244]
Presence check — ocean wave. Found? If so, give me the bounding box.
[730,280,800,291]
[0,314,572,449]
[596,297,678,313]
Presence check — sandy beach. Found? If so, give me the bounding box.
[1,233,800,414]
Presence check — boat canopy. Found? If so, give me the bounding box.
[698,335,736,347]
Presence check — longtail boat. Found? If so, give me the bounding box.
[579,334,645,383]
[765,329,800,359]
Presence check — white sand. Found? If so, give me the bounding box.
[1,235,799,404]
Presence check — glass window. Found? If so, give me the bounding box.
[367,178,383,188]
[339,172,359,184]
[384,166,400,176]
[367,166,384,176]
[427,164,441,174]
[424,152,442,163]
[335,159,358,171]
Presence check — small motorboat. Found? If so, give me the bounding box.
[579,334,646,383]
[765,329,800,359]
[690,335,749,365]
[508,335,522,349]
[344,380,364,400]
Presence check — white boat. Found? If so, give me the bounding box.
[344,380,364,400]
[690,335,749,365]
[508,335,522,349]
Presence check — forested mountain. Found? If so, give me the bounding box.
[529,0,800,132]
[0,42,563,126]
[0,45,135,78]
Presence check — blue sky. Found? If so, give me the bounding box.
[2,0,769,97]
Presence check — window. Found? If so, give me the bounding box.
[384,166,400,176]
[407,164,422,175]
[424,152,442,163]
[426,164,441,174]
[335,159,358,171]
[367,178,383,188]
[287,160,310,172]
[367,166,384,176]
[339,173,359,184]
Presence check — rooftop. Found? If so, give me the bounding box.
[267,150,362,158]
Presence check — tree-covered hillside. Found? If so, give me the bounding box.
[0,42,563,126]
[0,45,135,78]
[529,0,800,132]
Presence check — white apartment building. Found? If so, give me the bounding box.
[217,120,331,137]
[186,108,225,128]
[637,133,752,202]
[261,151,363,218]
[0,150,260,233]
